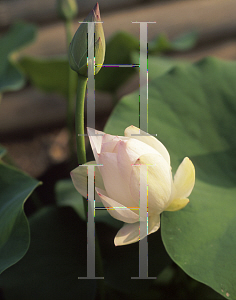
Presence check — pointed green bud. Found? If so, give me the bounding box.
[68,3,105,77]
[57,0,78,21]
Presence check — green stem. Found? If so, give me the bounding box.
[75,74,87,165]
[73,38,105,299]
[75,74,87,216]
[75,74,105,298]
[65,20,77,157]
[65,20,73,48]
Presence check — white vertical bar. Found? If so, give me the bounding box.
[78,164,103,279]
[139,23,148,133]
[87,22,95,132]
[131,164,156,279]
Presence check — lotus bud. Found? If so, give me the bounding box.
[68,2,105,77]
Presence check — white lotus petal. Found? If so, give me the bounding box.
[114,214,160,246]
[173,157,195,199]
[87,127,105,162]
[114,223,140,246]
[96,188,139,223]
[116,141,133,190]
[115,139,162,207]
[124,125,170,164]
[119,138,159,165]
[148,214,161,235]
[130,153,172,214]
[70,161,104,202]
[116,140,159,214]
[98,152,137,208]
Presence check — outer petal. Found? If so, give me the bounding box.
[114,214,160,246]
[100,134,122,153]
[96,187,139,223]
[116,141,133,188]
[87,128,129,161]
[115,138,159,193]
[87,127,105,162]
[165,198,189,212]
[70,161,105,202]
[172,157,195,199]
[130,153,172,214]
[118,138,159,165]
[98,152,137,208]
[124,125,170,165]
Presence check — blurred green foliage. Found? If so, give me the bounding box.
[17,30,198,98]
[0,22,36,94]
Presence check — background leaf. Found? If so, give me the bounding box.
[104,57,236,299]
[171,30,199,51]
[18,56,77,99]
[0,145,7,158]
[0,162,40,274]
[0,206,97,300]
[0,22,37,93]
[148,31,198,53]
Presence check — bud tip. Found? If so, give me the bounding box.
[93,2,101,20]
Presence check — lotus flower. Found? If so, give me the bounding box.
[71,126,195,246]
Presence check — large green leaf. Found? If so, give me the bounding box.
[0,22,37,93]
[18,56,77,99]
[132,52,190,80]
[0,162,40,274]
[104,57,236,299]
[0,206,97,300]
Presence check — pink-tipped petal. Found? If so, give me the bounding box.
[115,138,161,191]
[87,127,104,162]
[96,187,139,223]
[100,134,121,153]
[98,152,137,208]
[114,214,160,246]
